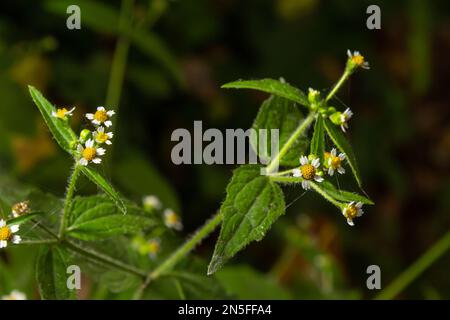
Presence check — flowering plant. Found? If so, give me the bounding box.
[1,50,373,300]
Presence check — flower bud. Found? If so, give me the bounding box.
[308,88,320,105]
[79,129,92,144]
[329,112,343,126]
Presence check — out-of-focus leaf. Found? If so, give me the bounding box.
[36,246,77,300]
[251,96,309,167]
[28,86,77,153]
[216,265,292,299]
[208,165,285,275]
[323,118,362,187]
[79,166,127,214]
[222,78,309,107]
[44,0,182,84]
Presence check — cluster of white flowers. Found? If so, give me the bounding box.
[52,105,115,166]
[78,107,115,166]
[291,148,364,226]
[293,148,346,191]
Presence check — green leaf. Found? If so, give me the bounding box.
[215,265,292,299]
[36,246,77,300]
[222,78,309,107]
[310,115,325,163]
[67,196,155,240]
[28,86,77,153]
[6,212,44,226]
[323,118,362,187]
[251,96,309,167]
[208,165,285,274]
[79,166,127,214]
[318,181,374,205]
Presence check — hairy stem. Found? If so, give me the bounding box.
[265,112,315,174]
[309,181,343,208]
[326,69,350,102]
[59,164,81,238]
[375,230,450,300]
[270,176,342,209]
[134,211,223,299]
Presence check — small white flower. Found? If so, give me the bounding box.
[1,290,26,300]
[85,106,115,127]
[163,209,183,231]
[77,139,105,166]
[142,195,162,211]
[147,238,161,260]
[52,107,75,120]
[339,108,353,132]
[93,126,113,145]
[293,156,323,190]
[347,50,370,69]
[327,148,346,176]
[342,201,364,226]
[0,219,21,249]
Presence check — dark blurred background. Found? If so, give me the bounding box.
[0,0,449,299]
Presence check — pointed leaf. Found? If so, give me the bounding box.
[222,78,309,107]
[323,118,362,187]
[208,165,285,275]
[28,86,77,153]
[67,196,154,240]
[310,115,325,163]
[317,181,373,205]
[36,246,77,300]
[79,166,126,214]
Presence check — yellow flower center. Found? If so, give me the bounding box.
[331,156,341,169]
[345,205,358,219]
[300,164,316,180]
[352,54,365,66]
[82,147,97,161]
[94,110,108,122]
[0,226,12,241]
[95,132,109,144]
[56,108,68,119]
[167,213,178,224]
[147,241,160,254]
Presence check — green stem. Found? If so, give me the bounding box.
[326,69,350,102]
[270,176,342,209]
[59,164,81,238]
[134,212,223,299]
[375,230,450,300]
[265,112,316,174]
[268,168,295,177]
[309,181,343,208]
[105,0,133,113]
[64,239,146,278]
